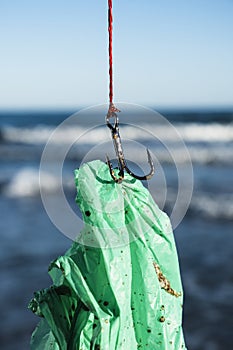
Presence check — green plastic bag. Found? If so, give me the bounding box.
[29,160,187,349]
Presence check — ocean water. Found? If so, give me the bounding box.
[0,107,232,349]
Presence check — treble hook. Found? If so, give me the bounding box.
[106,104,155,183]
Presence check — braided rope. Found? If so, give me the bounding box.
[108,0,113,104]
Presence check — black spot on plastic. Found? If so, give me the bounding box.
[85,210,91,216]
[147,329,151,333]
[82,304,89,311]
[103,301,109,306]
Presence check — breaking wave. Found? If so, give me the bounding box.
[1,123,233,165]
[3,167,73,198]
[3,167,233,221]
[2,122,233,144]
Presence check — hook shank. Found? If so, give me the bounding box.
[106,106,155,183]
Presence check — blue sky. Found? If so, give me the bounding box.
[0,0,233,109]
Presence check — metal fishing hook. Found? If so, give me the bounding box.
[106,104,155,183]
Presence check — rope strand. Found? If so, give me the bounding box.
[108,0,120,114]
[108,0,113,104]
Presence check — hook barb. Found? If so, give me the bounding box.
[124,149,155,180]
[106,154,124,183]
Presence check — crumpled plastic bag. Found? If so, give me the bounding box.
[29,160,187,349]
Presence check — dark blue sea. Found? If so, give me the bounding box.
[0,106,232,350]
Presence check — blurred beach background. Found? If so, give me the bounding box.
[0,1,233,349]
